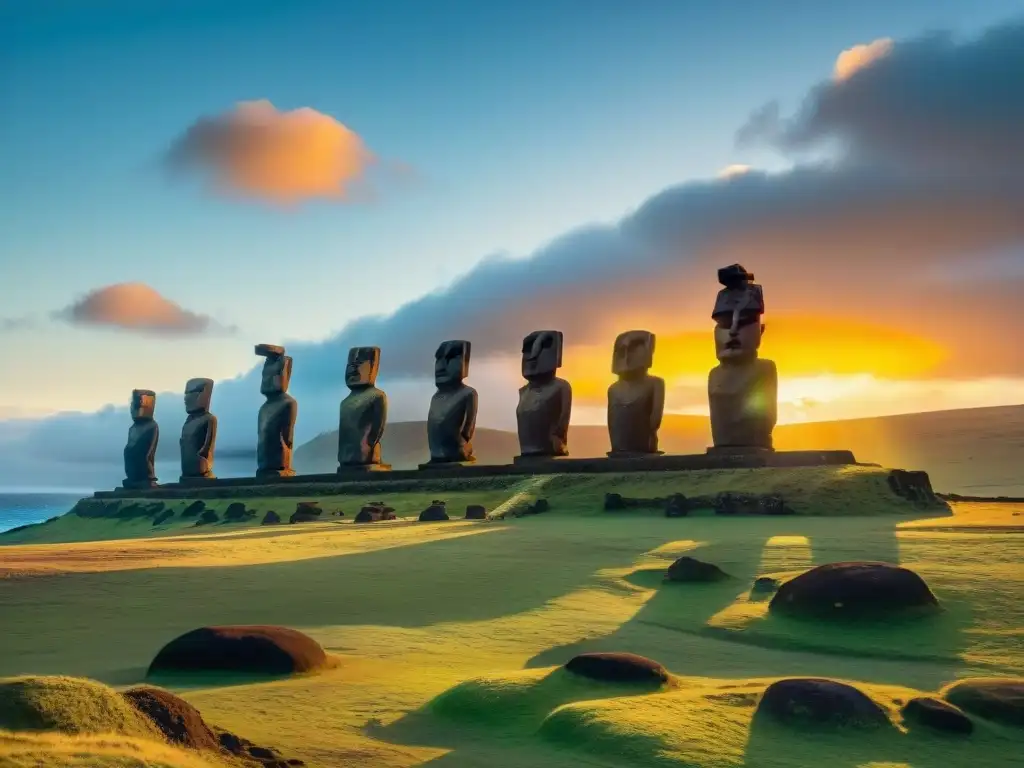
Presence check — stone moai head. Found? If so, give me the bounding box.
[612,330,655,378]
[434,340,471,387]
[712,264,765,363]
[131,389,156,421]
[521,330,563,380]
[256,344,293,396]
[345,346,381,389]
[183,378,214,415]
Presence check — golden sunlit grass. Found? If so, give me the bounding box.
[0,729,221,767]
[0,471,1021,767]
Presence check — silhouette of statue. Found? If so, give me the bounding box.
[707,264,777,451]
[516,330,572,458]
[337,346,389,471]
[255,344,297,477]
[123,389,159,488]
[607,330,665,456]
[424,340,477,465]
[180,377,217,480]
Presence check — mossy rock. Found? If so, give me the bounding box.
[665,556,730,583]
[180,501,206,519]
[121,686,219,750]
[902,696,973,735]
[943,677,1024,727]
[0,675,159,738]
[148,625,329,676]
[564,652,669,685]
[755,678,892,729]
[769,561,939,620]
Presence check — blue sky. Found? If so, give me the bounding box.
[1,0,1022,422]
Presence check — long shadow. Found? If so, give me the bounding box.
[0,517,671,684]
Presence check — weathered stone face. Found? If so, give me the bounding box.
[183,378,214,414]
[521,330,563,379]
[434,340,470,386]
[714,309,765,362]
[345,346,380,388]
[131,389,156,421]
[255,344,292,396]
[611,330,655,376]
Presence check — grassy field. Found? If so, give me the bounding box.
[0,466,1020,767]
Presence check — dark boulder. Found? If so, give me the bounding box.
[152,509,176,526]
[943,677,1024,727]
[902,696,973,735]
[887,469,939,504]
[751,576,781,595]
[465,504,487,520]
[355,505,396,523]
[194,509,219,527]
[181,501,206,519]
[419,503,449,522]
[261,510,281,525]
[223,503,255,523]
[664,493,689,517]
[289,509,321,524]
[147,625,328,676]
[714,492,791,516]
[121,686,219,750]
[604,493,626,510]
[755,678,891,729]
[531,498,550,514]
[295,501,322,515]
[564,652,669,685]
[769,561,940,620]
[665,556,730,583]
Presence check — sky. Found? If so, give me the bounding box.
[1,0,1023,487]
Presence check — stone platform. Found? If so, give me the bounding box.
[94,449,859,500]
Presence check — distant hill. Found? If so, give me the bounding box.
[295,404,1024,495]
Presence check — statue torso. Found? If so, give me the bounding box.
[180,411,215,477]
[338,386,385,465]
[608,375,661,454]
[708,358,777,448]
[516,377,570,456]
[427,384,476,461]
[124,420,159,481]
[257,394,297,470]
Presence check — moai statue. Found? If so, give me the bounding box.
[707,264,777,452]
[516,330,572,459]
[423,340,477,465]
[179,378,218,481]
[607,330,665,456]
[123,389,159,488]
[255,344,298,477]
[337,346,390,471]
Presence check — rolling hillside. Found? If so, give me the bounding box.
[295,404,1024,495]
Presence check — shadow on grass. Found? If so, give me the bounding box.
[526,517,974,691]
[741,715,983,768]
[0,519,663,683]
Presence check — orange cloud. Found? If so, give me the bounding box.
[833,38,894,81]
[53,283,233,336]
[560,314,947,403]
[165,100,374,203]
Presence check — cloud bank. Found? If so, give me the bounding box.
[2,18,1024,487]
[165,99,375,203]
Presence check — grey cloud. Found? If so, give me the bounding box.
[737,21,1024,173]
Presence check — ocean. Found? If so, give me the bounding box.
[0,490,89,534]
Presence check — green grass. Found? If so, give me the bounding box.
[0,466,1019,767]
[0,465,933,547]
